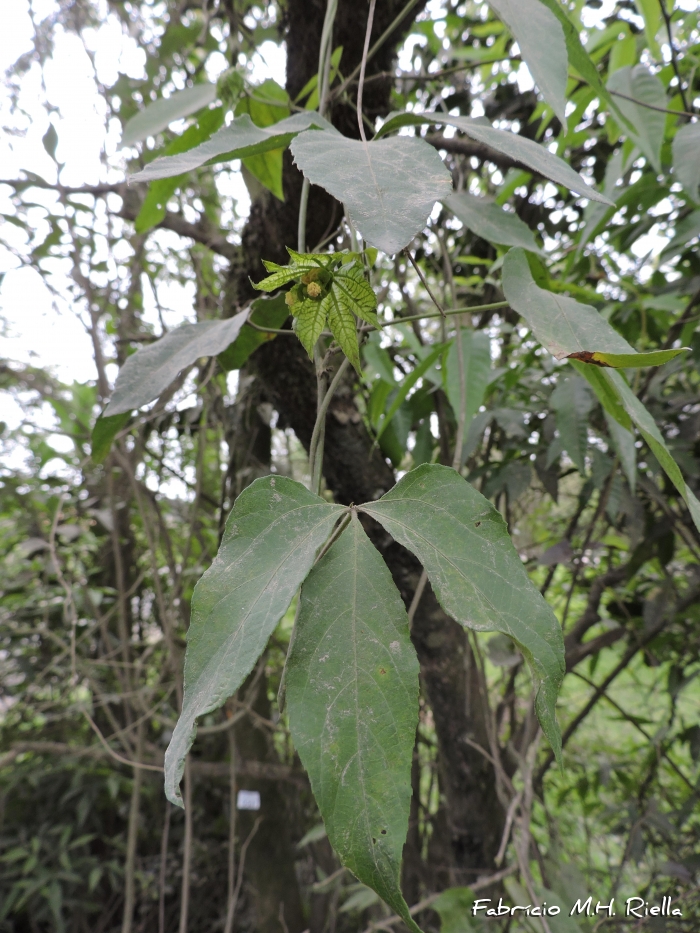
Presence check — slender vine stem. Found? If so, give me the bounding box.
[357,0,377,144]
[404,248,446,317]
[309,356,351,494]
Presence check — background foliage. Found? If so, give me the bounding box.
[1,1,699,932]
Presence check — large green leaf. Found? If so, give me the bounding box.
[289,133,452,254]
[503,248,688,368]
[165,476,344,806]
[488,0,568,129]
[122,83,218,146]
[286,514,421,933]
[375,113,612,205]
[361,464,564,760]
[607,65,666,172]
[130,112,338,183]
[444,191,542,252]
[673,123,700,201]
[104,310,249,416]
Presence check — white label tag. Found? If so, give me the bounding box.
[236,789,261,811]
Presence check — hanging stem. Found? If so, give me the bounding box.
[121,722,145,933]
[298,0,338,252]
[178,758,193,933]
[357,0,377,143]
[223,726,238,933]
[158,802,171,933]
[309,355,351,495]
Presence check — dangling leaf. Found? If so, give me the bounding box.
[488,0,568,130]
[286,514,422,933]
[361,464,565,760]
[673,123,700,201]
[164,476,344,806]
[444,191,543,253]
[375,113,612,205]
[122,83,218,146]
[502,249,689,367]
[290,133,452,254]
[104,310,249,417]
[130,111,338,183]
[607,65,666,172]
[91,411,131,464]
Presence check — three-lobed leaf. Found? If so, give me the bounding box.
[104,310,249,417]
[361,464,565,761]
[290,132,452,254]
[164,476,344,806]
[286,514,421,933]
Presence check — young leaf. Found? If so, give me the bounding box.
[550,374,595,473]
[122,83,218,146]
[285,514,422,933]
[104,310,249,416]
[503,248,688,367]
[91,412,131,464]
[165,476,344,806]
[253,251,377,366]
[326,293,360,372]
[375,113,612,205]
[361,464,565,760]
[444,191,542,252]
[294,299,328,359]
[130,111,338,183]
[607,65,666,172]
[487,0,568,131]
[290,133,452,254]
[672,123,700,202]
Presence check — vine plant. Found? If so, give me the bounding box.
[92,0,700,928]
